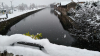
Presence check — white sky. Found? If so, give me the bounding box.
[0,0,99,7]
[0,0,66,7]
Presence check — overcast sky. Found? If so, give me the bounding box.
[0,0,68,7]
[0,0,98,7]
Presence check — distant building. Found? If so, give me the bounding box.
[0,7,12,14]
[54,0,77,15]
[0,9,6,13]
[50,3,57,8]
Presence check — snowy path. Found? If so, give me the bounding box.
[0,7,44,22]
[0,34,100,56]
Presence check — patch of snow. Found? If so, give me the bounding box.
[64,34,66,38]
[87,19,91,21]
[0,34,100,56]
[57,4,60,7]
[0,34,35,46]
[55,10,61,15]
[60,0,98,6]
[0,46,50,56]
[74,0,98,2]
[69,16,75,21]
[60,1,71,6]
[57,38,59,40]
[95,14,100,20]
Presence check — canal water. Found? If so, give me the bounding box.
[3,8,100,51]
[6,8,76,46]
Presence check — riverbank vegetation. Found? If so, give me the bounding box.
[23,32,42,39]
[54,1,100,51]
[68,1,100,40]
[67,1,100,51]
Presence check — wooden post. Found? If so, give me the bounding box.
[0,52,1,56]
[3,50,7,56]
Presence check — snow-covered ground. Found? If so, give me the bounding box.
[0,7,44,22]
[0,34,100,56]
[55,10,61,15]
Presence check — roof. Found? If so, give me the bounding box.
[75,0,98,2]
[60,0,98,6]
[60,1,71,6]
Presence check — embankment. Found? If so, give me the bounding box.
[0,8,44,35]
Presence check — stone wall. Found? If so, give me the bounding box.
[55,2,77,15]
[54,9,79,29]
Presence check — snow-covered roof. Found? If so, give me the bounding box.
[61,1,71,6]
[60,0,99,6]
[75,0,98,2]
[54,3,58,5]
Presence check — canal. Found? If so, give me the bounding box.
[6,8,75,46]
[1,8,100,51]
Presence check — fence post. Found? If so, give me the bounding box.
[0,52,1,56]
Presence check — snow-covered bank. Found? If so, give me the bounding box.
[0,34,100,56]
[55,10,61,15]
[0,7,44,22]
[0,46,49,56]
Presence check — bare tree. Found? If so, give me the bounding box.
[29,3,35,9]
[50,3,55,8]
[4,5,9,10]
[18,3,28,11]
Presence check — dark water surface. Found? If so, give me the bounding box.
[6,8,75,46]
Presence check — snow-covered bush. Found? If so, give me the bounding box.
[67,1,100,43]
[68,2,100,23]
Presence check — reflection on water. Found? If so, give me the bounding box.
[50,8,55,14]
